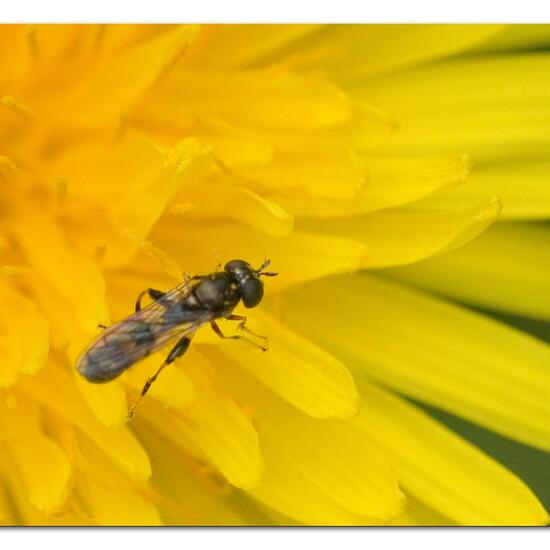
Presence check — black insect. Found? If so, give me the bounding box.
[76,259,277,418]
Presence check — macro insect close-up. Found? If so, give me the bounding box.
[76,259,277,418]
[3,22,550,529]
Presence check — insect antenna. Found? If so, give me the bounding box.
[257,258,278,277]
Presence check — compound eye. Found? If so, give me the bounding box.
[241,278,264,308]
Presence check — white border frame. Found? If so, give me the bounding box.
[4,0,550,23]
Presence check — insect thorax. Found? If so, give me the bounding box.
[191,273,241,311]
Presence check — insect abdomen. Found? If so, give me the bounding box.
[76,349,131,382]
[76,321,156,383]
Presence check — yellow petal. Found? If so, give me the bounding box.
[136,67,352,132]
[39,509,96,527]
[70,431,164,525]
[96,25,184,56]
[299,196,500,268]
[206,109,398,202]
[292,24,503,79]
[29,27,191,126]
[211,359,404,523]
[283,154,471,218]
[21,362,151,482]
[0,472,15,524]
[76,477,162,526]
[75,375,128,427]
[151,220,366,289]
[185,24,321,68]
[281,274,550,452]
[417,158,550,220]
[391,496,456,526]
[11,25,96,68]
[170,348,264,490]
[196,309,359,419]
[0,280,49,387]
[51,135,212,269]
[196,125,274,167]
[324,101,396,150]
[353,380,548,526]
[144,392,365,525]
[12,207,109,333]
[175,177,294,236]
[123,349,196,412]
[384,222,550,321]
[0,450,44,525]
[7,437,70,514]
[0,25,29,87]
[238,138,370,200]
[0,397,71,514]
[251,444,371,525]
[110,138,212,248]
[355,54,550,162]
[135,421,260,525]
[472,24,550,53]
[24,273,127,427]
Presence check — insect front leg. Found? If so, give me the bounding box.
[127,335,192,420]
[210,320,267,352]
[226,314,268,341]
[135,288,166,312]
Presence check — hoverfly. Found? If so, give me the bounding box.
[76,259,277,418]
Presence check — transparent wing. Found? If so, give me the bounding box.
[76,279,213,382]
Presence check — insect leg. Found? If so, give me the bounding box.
[127,336,192,420]
[135,288,166,312]
[210,320,267,352]
[226,314,268,341]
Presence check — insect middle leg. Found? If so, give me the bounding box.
[226,314,267,341]
[210,320,267,352]
[135,288,165,312]
[127,335,191,419]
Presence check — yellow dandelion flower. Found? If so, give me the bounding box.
[1,23,550,526]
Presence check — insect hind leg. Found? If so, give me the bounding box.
[127,335,191,420]
[210,320,267,352]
